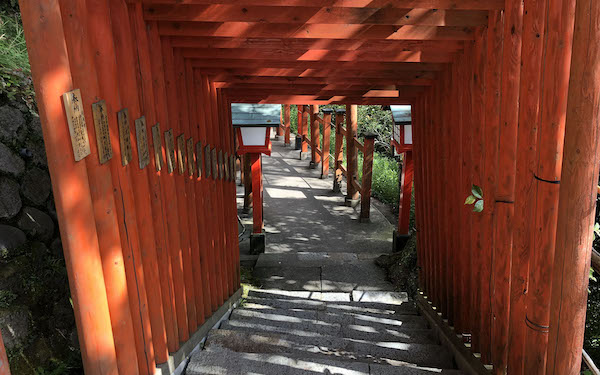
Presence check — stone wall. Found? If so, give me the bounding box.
[0,99,81,373]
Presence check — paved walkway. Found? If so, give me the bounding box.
[245,138,396,294]
[186,137,462,374]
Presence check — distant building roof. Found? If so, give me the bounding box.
[390,105,412,125]
[231,103,281,126]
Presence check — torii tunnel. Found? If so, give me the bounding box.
[10,0,600,374]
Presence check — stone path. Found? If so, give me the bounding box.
[186,138,463,374]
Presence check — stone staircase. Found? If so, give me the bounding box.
[186,289,464,374]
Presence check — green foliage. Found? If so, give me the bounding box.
[0,290,17,308]
[465,184,484,212]
[0,11,36,114]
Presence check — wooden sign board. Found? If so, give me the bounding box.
[62,89,91,161]
[91,100,112,164]
[187,137,195,177]
[164,129,176,173]
[177,134,186,175]
[151,123,163,172]
[211,148,218,180]
[204,145,212,178]
[224,152,230,181]
[117,109,133,166]
[135,116,150,170]
[196,141,203,177]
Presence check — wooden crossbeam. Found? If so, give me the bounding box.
[189,58,445,71]
[224,94,414,105]
[144,5,488,27]
[136,0,505,11]
[219,86,424,96]
[180,47,454,63]
[158,22,475,40]
[197,68,438,81]
[170,36,465,52]
[211,76,435,86]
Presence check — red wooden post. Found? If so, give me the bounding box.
[300,105,309,155]
[346,105,359,206]
[397,151,414,235]
[284,105,291,146]
[295,105,303,151]
[321,109,332,179]
[20,1,119,373]
[333,109,345,192]
[249,152,265,253]
[0,330,8,375]
[310,105,321,168]
[546,0,600,373]
[360,135,376,222]
[243,155,253,211]
[480,10,504,364]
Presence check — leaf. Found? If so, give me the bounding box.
[473,199,484,213]
[471,184,483,199]
[464,195,476,205]
[595,222,600,239]
[591,268,597,283]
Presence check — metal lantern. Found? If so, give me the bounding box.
[390,105,412,154]
[232,103,281,156]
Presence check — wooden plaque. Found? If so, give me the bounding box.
[204,145,212,178]
[177,134,186,175]
[224,152,230,181]
[117,109,133,166]
[187,137,195,177]
[151,123,163,172]
[211,148,218,179]
[91,100,112,164]
[196,141,203,177]
[135,116,150,170]
[62,89,91,161]
[164,129,176,173]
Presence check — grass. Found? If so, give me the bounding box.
[0,11,29,73]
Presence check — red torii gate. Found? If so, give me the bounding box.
[4,0,600,374]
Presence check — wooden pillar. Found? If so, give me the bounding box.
[251,154,263,234]
[301,105,308,154]
[0,331,8,375]
[480,10,504,364]
[345,105,359,205]
[333,109,345,192]
[321,109,332,179]
[546,0,600,373]
[360,135,376,222]
[492,0,523,371]
[470,28,487,356]
[243,155,253,211]
[310,105,321,167]
[397,151,414,236]
[20,1,119,373]
[284,105,291,146]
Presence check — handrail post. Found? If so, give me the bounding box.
[333,108,345,192]
[309,105,320,168]
[321,109,333,179]
[284,104,291,146]
[345,104,359,206]
[360,134,376,222]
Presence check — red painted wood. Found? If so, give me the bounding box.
[58,1,142,372]
[284,105,291,145]
[546,1,600,371]
[346,105,359,202]
[20,1,119,373]
[310,105,321,165]
[397,152,413,235]
[321,111,331,179]
[251,154,263,234]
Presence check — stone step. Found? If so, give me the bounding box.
[220,319,437,344]
[243,296,419,319]
[230,306,429,330]
[248,289,409,305]
[205,329,455,369]
[188,348,464,375]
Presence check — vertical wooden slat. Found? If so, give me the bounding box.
[397,151,413,236]
[20,1,119,373]
[360,135,375,221]
[251,154,264,234]
[160,36,190,341]
[321,111,331,179]
[333,110,345,193]
[346,105,359,204]
[284,105,291,146]
[58,0,142,372]
[546,1,600,372]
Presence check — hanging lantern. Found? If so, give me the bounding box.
[389,105,412,154]
[232,103,281,156]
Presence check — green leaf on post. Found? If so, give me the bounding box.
[471,185,483,199]
[473,199,484,212]
[465,195,476,205]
